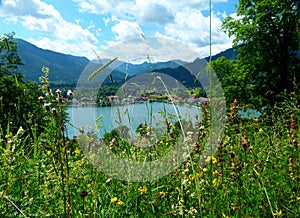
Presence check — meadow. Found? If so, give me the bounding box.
[0,71,299,217]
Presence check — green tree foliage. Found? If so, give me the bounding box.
[0,32,24,75]
[214,0,300,112]
[0,33,47,136]
[211,57,247,108]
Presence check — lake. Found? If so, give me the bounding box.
[66,102,202,139]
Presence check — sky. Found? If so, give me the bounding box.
[0,0,239,61]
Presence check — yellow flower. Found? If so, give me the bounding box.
[202,168,208,172]
[138,186,147,195]
[205,156,217,164]
[205,156,211,163]
[222,213,230,218]
[297,196,300,201]
[213,178,220,187]
[212,170,220,176]
[111,197,118,203]
[212,156,217,164]
[272,209,282,216]
[117,200,124,206]
[75,148,81,156]
[5,133,12,139]
[259,128,264,134]
[158,191,167,197]
[197,173,202,179]
[189,174,195,182]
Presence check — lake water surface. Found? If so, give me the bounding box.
[66,102,201,138]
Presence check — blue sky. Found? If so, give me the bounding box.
[0,0,238,61]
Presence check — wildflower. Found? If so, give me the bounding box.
[205,156,211,163]
[158,191,167,197]
[259,128,264,134]
[46,151,51,156]
[42,66,49,75]
[38,96,44,103]
[212,178,220,187]
[67,90,73,96]
[5,133,12,139]
[55,89,61,95]
[74,148,81,156]
[189,174,195,182]
[202,168,208,172]
[212,156,217,164]
[44,103,51,111]
[197,173,202,179]
[105,178,112,184]
[213,170,220,176]
[117,200,124,206]
[205,156,217,164]
[138,186,147,195]
[51,108,57,114]
[16,126,24,136]
[272,209,282,216]
[222,213,230,218]
[297,196,300,201]
[111,197,118,203]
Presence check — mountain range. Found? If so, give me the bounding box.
[15,38,238,87]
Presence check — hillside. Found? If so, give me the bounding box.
[15,38,237,87]
[16,39,90,83]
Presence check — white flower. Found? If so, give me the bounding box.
[17,126,24,135]
[67,90,73,96]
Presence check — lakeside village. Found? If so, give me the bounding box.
[68,89,210,107]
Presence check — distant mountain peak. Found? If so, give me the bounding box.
[15,38,238,85]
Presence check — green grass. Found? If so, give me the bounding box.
[0,102,299,217]
[0,68,299,217]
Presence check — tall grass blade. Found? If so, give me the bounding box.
[87,57,118,82]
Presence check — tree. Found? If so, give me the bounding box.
[218,0,300,112]
[0,33,47,136]
[0,32,24,75]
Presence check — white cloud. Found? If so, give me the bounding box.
[100,37,200,64]
[0,0,99,59]
[0,0,235,61]
[134,1,174,25]
[0,0,59,19]
[103,17,110,26]
[28,37,99,60]
[155,9,233,57]
[112,20,143,41]
[73,0,234,58]
[73,0,228,24]
[74,0,136,20]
